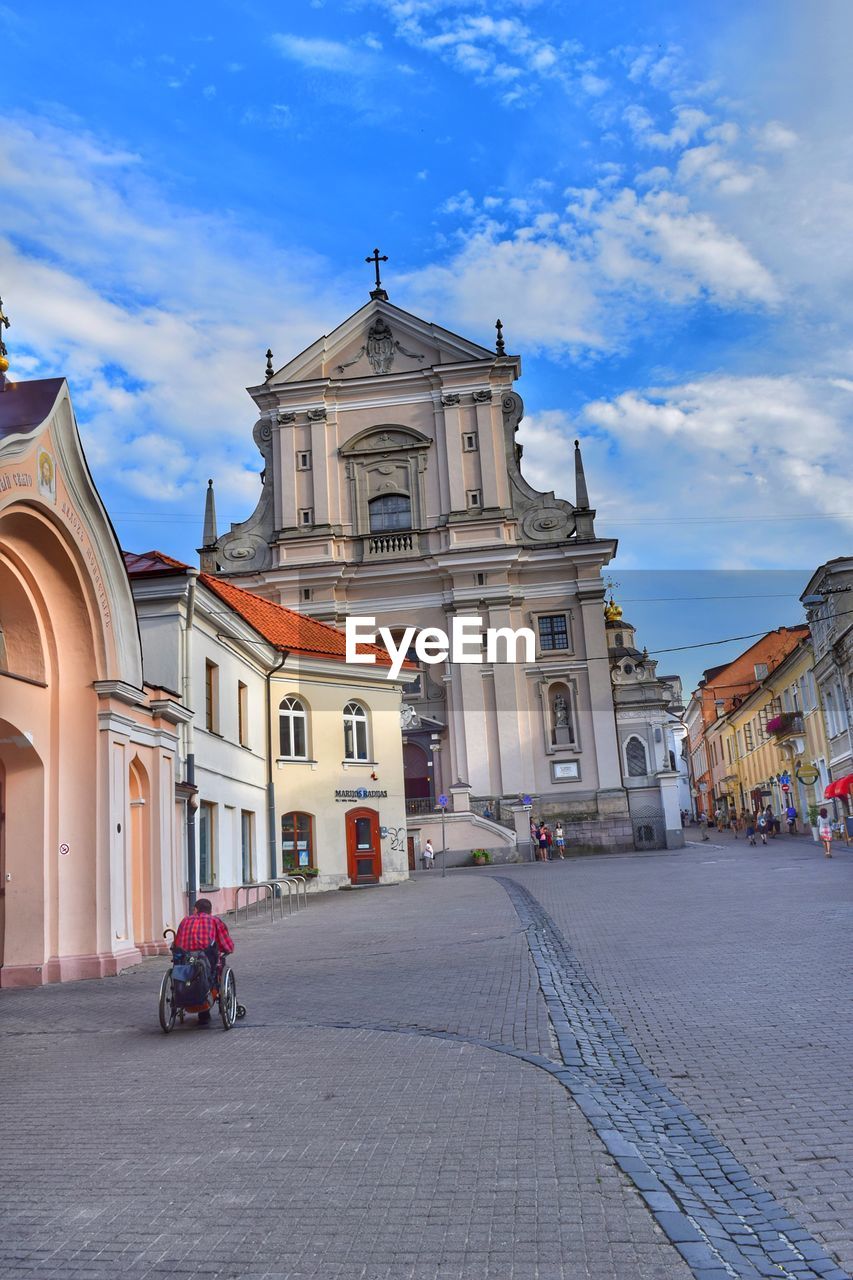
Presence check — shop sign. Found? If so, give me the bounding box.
[335,787,388,803]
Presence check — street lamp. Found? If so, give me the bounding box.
[430,734,447,877]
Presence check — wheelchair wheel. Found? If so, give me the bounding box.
[219,967,237,1030]
[158,970,177,1033]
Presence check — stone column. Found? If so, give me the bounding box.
[438,396,466,513]
[310,412,330,526]
[473,393,505,510]
[577,582,623,793]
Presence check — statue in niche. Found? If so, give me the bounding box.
[552,690,572,745]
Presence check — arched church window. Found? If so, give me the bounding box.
[0,624,7,670]
[279,696,308,759]
[369,493,411,533]
[343,701,369,761]
[625,736,648,777]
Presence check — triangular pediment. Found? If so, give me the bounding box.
[264,299,495,386]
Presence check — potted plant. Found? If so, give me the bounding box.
[471,848,491,865]
[807,803,820,841]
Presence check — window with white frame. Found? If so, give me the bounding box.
[343,701,369,761]
[466,489,482,509]
[298,508,313,526]
[198,801,216,886]
[625,736,648,777]
[279,696,308,758]
[296,450,312,471]
[462,432,478,452]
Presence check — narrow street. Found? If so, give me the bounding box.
[1,840,851,1280]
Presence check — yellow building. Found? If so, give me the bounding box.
[724,636,830,825]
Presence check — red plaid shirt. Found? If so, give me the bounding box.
[174,913,234,955]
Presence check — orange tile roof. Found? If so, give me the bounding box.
[200,573,410,668]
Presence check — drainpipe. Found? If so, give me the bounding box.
[183,569,199,909]
[266,649,288,878]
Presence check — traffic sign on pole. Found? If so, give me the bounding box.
[438,794,448,808]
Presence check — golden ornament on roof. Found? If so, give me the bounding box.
[604,597,623,623]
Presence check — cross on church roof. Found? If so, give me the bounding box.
[0,295,10,384]
[365,247,389,301]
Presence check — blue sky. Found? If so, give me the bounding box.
[1,0,850,691]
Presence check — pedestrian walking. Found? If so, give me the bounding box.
[745,816,756,846]
[699,812,710,841]
[537,822,549,862]
[714,806,724,832]
[545,825,553,860]
[530,819,538,862]
[730,812,740,839]
[785,803,797,834]
[554,821,566,859]
[765,805,777,838]
[756,810,768,845]
[422,839,435,870]
[818,808,833,858]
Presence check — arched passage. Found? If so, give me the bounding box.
[0,505,103,983]
[0,720,46,978]
[129,756,152,950]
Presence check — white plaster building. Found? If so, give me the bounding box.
[205,283,633,854]
[126,551,411,896]
[605,602,685,849]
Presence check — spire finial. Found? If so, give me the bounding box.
[0,296,10,389]
[366,247,389,301]
[574,438,590,510]
[495,318,505,357]
[202,477,218,551]
[265,348,274,380]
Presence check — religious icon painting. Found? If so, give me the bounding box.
[37,448,57,502]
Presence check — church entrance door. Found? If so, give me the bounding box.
[345,808,382,885]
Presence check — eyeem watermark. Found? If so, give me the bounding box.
[346,616,536,680]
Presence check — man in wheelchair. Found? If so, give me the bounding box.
[173,897,235,1025]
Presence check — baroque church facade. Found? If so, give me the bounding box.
[204,274,639,852]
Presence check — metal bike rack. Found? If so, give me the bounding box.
[235,881,274,924]
[283,874,309,910]
[273,876,303,913]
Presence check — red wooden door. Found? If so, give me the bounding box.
[346,808,382,884]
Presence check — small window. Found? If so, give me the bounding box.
[462,432,478,452]
[205,660,219,732]
[538,615,569,652]
[343,701,369,761]
[299,508,313,526]
[237,681,249,747]
[625,736,648,777]
[281,811,314,870]
[198,801,216,886]
[466,489,481,509]
[301,587,312,602]
[476,571,486,586]
[296,450,312,471]
[279,696,308,759]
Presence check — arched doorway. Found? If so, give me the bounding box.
[345,808,382,884]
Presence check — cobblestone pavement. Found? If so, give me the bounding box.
[0,836,849,1280]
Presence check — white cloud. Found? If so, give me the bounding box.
[516,375,853,569]
[0,115,346,525]
[270,33,372,73]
